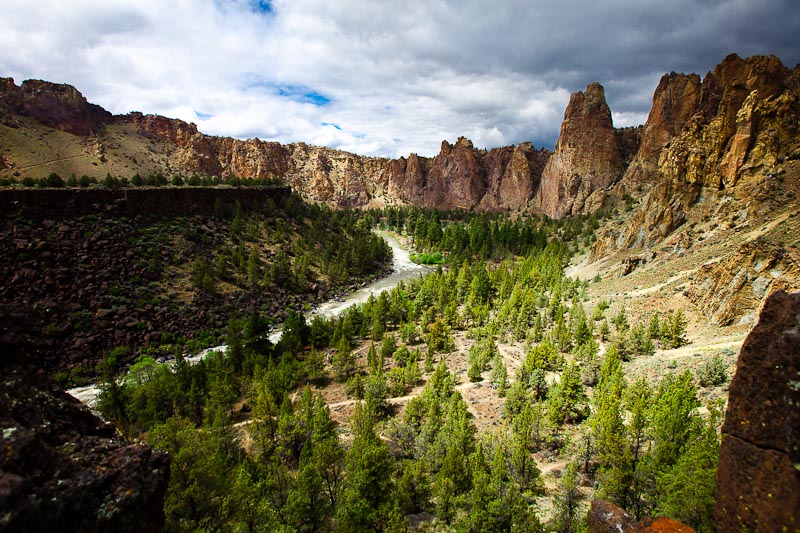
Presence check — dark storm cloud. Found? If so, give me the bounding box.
[0,0,798,157]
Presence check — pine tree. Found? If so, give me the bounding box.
[550,463,581,533]
[337,403,394,532]
[489,354,509,396]
[547,362,588,425]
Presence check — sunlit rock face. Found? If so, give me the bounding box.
[535,82,625,219]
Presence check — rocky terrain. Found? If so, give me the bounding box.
[2,53,800,531]
[0,187,391,374]
[1,364,170,532]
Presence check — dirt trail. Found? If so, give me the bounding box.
[12,153,87,171]
[626,268,698,297]
[657,337,744,359]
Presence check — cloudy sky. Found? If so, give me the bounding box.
[2,0,799,158]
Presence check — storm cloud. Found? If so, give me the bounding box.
[1,0,798,157]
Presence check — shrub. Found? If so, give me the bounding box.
[46,172,66,188]
[696,354,729,387]
[410,252,445,265]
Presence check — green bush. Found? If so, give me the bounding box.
[696,354,729,387]
[410,251,444,265]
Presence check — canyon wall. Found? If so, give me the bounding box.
[2,54,798,230]
[604,54,800,251]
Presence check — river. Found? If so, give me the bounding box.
[67,230,431,408]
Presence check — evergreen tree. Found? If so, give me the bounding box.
[547,362,588,425]
[550,463,581,533]
[337,404,395,531]
[489,353,509,396]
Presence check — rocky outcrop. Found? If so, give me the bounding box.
[285,143,392,207]
[615,73,702,197]
[0,78,111,136]
[0,365,170,532]
[587,500,695,533]
[659,55,795,195]
[715,290,800,532]
[600,54,800,252]
[686,240,800,325]
[415,137,487,208]
[390,139,549,211]
[479,142,550,211]
[536,83,625,218]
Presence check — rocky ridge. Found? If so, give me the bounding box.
[535,82,629,218]
[3,54,798,227]
[601,54,800,251]
[0,78,617,214]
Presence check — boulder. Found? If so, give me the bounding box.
[715,290,800,532]
[587,500,638,532]
[587,500,696,533]
[0,366,170,532]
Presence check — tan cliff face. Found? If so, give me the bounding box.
[2,53,798,228]
[615,72,702,198]
[535,82,626,219]
[598,54,800,253]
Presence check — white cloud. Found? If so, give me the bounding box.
[1,0,798,157]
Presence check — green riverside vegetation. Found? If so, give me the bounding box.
[96,206,713,532]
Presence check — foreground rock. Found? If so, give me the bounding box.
[587,500,695,533]
[0,366,170,532]
[715,290,800,532]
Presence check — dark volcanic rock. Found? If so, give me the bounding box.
[0,366,170,532]
[587,500,695,533]
[0,78,111,136]
[715,290,800,532]
[587,500,638,533]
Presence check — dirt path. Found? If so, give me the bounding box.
[626,268,698,297]
[12,153,88,171]
[656,337,744,359]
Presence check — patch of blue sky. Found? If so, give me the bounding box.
[245,0,272,15]
[195,111,214,120]
[238,74,332,106]
[276,85,331,106]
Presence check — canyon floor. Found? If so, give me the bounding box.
[270,188,800,520]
